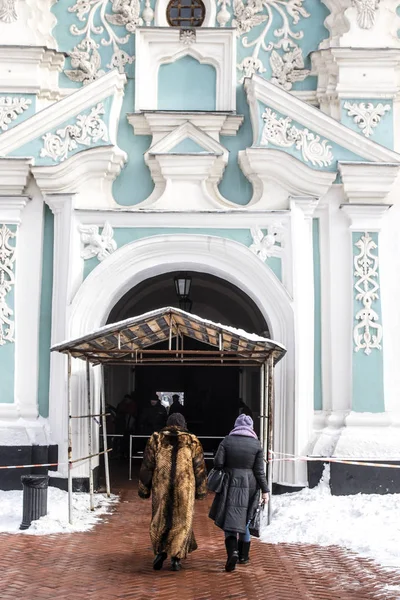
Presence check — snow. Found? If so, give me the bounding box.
[261,465,400,570]
[0,487,118,535]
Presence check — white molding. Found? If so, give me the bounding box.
[338,162,400,204]
[0,195,29,224]
[0,1,57,48]
[340,203,391,230]
[0,70,126,156]
[135,27,236,112]
[0,158,32,196]
[244,74,400,163]
[238,148,336,210]
[154,0,216,25]
[0,46,63,97]
[127,111,244,142]
[56,234,305,484]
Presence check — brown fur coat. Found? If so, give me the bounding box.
[138,426,207,559]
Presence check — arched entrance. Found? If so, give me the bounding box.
[56,235,298,484]
[105,271,270,439]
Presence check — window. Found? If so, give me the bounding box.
[166,0,205,27]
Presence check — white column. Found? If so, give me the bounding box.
[289,196,319,485]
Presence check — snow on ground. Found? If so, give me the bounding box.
[261,465,400,570]
[0,487,119,535]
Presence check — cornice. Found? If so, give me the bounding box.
[245,74,400,164]
[0,195,29,224]
[0,46,65,95]
[340,203,391,230]
[338,161,400,203]
[0,157,32,195]
[0,70,126,156]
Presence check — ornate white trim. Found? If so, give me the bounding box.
[353,232,382,355]
[249,222,284,262]
[352,0,380,30]
[79,222,117,261]
[261,108,334,168]
[0,97,32,133]
[270,47,310,92]
[40,103,109,163]
[0,0,17,23]
[179,29,196,45]
[0,224,16,345]
[343,101,391,138]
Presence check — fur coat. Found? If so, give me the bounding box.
[138,426,207,559]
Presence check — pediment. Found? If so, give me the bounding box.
[245,75,400,167]
[147,122,227,159]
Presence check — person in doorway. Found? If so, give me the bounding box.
[208,414,269,572]
[139,397,168,434]
[168,394,185,417]
[138,412,207,571]
[115,394,138,458]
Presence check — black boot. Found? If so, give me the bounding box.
[153,552,167,570]
[238,541,250,564]
[171,557,181,571]
[224,536,239,572]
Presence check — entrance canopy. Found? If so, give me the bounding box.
[51,307,286,367]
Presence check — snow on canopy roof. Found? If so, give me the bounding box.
[51,307,286,366]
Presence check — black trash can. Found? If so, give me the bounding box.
[20,475,49,530]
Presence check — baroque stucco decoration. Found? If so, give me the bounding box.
[352,0,380,29]
[0,224,16,345]
[249,222,284,262]
[0,0,17,23]
[353,232,383,355]
[40,103,109,162]
[343,101,391,138]
[79,222,117,262]
[261,108,334,167]
[0,97,31,132]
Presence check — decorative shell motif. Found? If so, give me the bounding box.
[352,0,380,30]
[0,0,17,23]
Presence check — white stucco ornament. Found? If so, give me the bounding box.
[0,224,16,345]
[40,103,109,162]
[249,222,284,262]
[343,101,391,138]
[261,108,334,167]
[79,222,117,262]
[0,0,17,23]
[270,47,310,92]
[352,0,380,29]
[0,97,31,132]
[353,233,383,355]
[180,29,196,45]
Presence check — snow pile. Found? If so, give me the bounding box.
[261,466,400,569]
[0,487,118,535]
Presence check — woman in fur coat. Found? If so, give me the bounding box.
[209,414,269,572]
[138,412,207,571]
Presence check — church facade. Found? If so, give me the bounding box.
[0,0,400,493]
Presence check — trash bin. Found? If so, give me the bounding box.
[20,475,49,530]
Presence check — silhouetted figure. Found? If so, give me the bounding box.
[140,398,168,434]
[169,394,185,417]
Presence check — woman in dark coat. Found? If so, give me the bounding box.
[209,414,269,572]
[138,413,207,571]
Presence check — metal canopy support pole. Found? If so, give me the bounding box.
[267,354,275,525]
[86,359,94,511]
[67,353,73,525]
[100,365,111,497]
[259,364,265,452]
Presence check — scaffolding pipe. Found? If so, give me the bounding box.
[100,365,111,497]
[86,359,94,511]
[267,354,275,525]
[263,361,269,474]
[67,353,73,525]
[259,364,265,451]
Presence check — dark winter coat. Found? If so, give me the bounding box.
[138,426,207,558]
[208,434,269,534]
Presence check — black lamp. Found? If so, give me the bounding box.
[174,274,193,312]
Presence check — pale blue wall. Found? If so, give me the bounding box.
[313,219,322,411]
[352,232,384,413]
[158,56,216,111]
[0,224,17,404]
[37,206,54,418]
[170,138,209,153]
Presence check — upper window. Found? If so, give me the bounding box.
[166,0,205,27]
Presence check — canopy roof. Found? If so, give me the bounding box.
[51,307,286,367]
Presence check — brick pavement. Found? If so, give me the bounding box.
[1,472,399,600]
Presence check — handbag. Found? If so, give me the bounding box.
[206,468,226,493]
[249,502,264,538]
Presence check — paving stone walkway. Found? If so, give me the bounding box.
[1,472,399,600]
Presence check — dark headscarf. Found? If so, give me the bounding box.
[167,412,187,429]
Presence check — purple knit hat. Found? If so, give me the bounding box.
[234,414,254,430]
